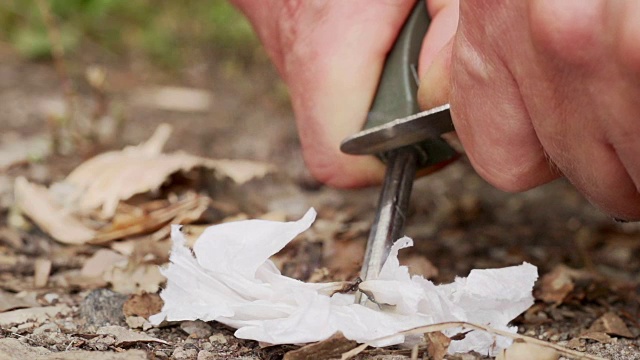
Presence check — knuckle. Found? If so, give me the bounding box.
[529,0,603,65]
[469,151,553,192]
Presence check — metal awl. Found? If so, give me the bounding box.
[339,2,458,305]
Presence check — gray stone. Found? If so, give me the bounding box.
[79,289,128,329]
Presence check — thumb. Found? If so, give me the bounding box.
[418,40,454,109]
[417,0,459,109]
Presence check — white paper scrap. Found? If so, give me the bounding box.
[151,208,538,356]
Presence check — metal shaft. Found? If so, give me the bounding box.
[357,148,418,304]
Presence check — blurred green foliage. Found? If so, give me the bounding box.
[0,0,260,67]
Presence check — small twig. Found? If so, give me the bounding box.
[341,321,607,360]
[65,338,76,351]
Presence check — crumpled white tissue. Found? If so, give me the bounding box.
[150,208,538,356]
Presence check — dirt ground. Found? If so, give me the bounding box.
[1,37,639,360]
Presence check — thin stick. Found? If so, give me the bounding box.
[341,321,606,360]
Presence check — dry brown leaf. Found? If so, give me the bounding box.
[33,259,52,288]
[283,332,358,360]
[14,177,95,245]
[496,340,559,360]
[537,265,575,305]
[96,325,168,346]
[588,312,634,338]
[0,290,39,312]
[426,331,451,360]
[0,305,70,327]
[122,293,163,319]
[90,192,208,244]
[15,124,272,246]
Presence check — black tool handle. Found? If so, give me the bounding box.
[363,1,456,168]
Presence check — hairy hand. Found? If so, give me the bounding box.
[234,0,640,220]
[231,0,458,188]
[420,0,640,219]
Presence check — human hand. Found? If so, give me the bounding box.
[233,0,640,220]
[419,0,640,220]
[231,0,459,188]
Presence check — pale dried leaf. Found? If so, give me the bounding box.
[14,177,95,245]
[496,341,559,360]
[81,249,127,278]
[96,325,168,346]
[103,262,165,294]
[0,305,70,327]
[0,290,39,312]
[53,124,271,218]
[0,338,148,359]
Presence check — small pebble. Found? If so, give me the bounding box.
[154,350,170,359]
[33,322,58,335]
[43,293,59,305]
[173,346,198,360]
[17,322,35,331]
[208,333,228,344]
[180,320,214,339]
[197,350,216,360]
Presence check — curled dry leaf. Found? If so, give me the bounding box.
[14,177,95,245]
[14,124,273,245]
[57,124,271,218]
